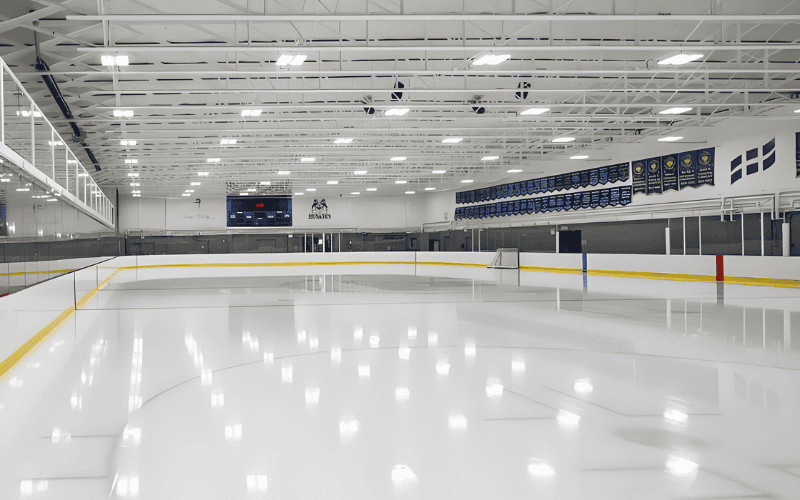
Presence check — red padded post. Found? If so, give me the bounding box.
[716,254,724,282]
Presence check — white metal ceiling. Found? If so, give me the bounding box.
[1,0,798,198]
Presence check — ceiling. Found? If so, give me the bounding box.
[0,0,799,200]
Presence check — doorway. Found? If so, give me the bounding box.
[559,230,582,253]
[429,240,440,252]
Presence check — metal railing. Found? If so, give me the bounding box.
[0,56,114,228]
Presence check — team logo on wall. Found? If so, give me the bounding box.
[681,154,693,168]
[664,156,676,171]
[648,159,659,173]
[309,198,330,219]
[633,162,644,175]
[699,151,711,166]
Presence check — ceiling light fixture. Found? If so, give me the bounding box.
[425,187,436,191]
[191,182,201,186]
[366,188,377,191]
[127,173,139,177]
[306,188,316,191]
[16,110,42,118]
[659,107,693,115]
[260,181,271,185]
[197,172,209,176]
[659,136,684,142]
[300,157,315,162]
[552,137,576,143]
[294,192,304,195]
[520,107,549,115]
[124,159,138,164]
[206,158,220,163]
[277,171,291,175]
[48,141,64,146]
[240,109,262,117]
[246,188,256,192]
[220,139,237,145]
[658,54,703,66]
[120,140,137,146]
[353,170,367,175]
[442,138,463,144]
[239,192,248,196]
[327,180,339,185]
[507,169,522,173]
[391,156,406,161]
[385,108,409,116]
[395,180,407,184]
[570,155,589,160]
[351,192,360,195]
[473,54,511,66]
[130,183,140,187]
[113,110,134,118]
[481,156,499,161]
[335,138,353,144]
[432,169,446,174]
[405,191,416,194]
[185,189,195,193]
[461,180,474,183]
[101,55,129,66]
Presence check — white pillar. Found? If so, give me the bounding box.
[782,222,790,257]
[555,229,560,254]
[741,215,745,255]
[682,216,686,255]
[698,216,703,255]
[665,227,671,255]
[666,298,671,329]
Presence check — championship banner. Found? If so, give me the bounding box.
[696,148,715,186]
[547,177,556,192]
[598,166,608,185]
[599,189,610,207]
[520,181,528,196]
[679,150,698,189]
[554,175,564,192]
[580,170,590,188]
[571,172,581,189]
[662,155,679,192]
[581,191,590,209]
[609,186,620,205]
[646,157,662,194]
[608,165,619,184]
[590,191,600,208]
[620,185,632,205]
[617,163,630,182]
[589,168,599,186]
[632,160,647,194]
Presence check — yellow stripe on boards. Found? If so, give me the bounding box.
[587,269,717,283]
[724,276,800,288]
[0,269,77,277]
[520,266,583,275]
[416,262,487,268]
[0,268,122,382]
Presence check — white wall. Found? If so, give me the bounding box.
[118,193,436,232]
[453,118,800,220]
[115,118,800,232]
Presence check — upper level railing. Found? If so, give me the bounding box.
[0,57,114,228]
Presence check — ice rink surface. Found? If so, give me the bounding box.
[2,263,800,499]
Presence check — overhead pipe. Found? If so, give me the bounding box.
[32,29,101,171]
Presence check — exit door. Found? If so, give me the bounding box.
[559,230,582,254]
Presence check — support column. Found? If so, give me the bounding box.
[785,310,792,351]
[682,216,686,255]
[782,221,790,257]
[761,213,765,256]
[665,227,671,255]
[698,216,703,255]
[555,228,560,254]
[741,215,745,255]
